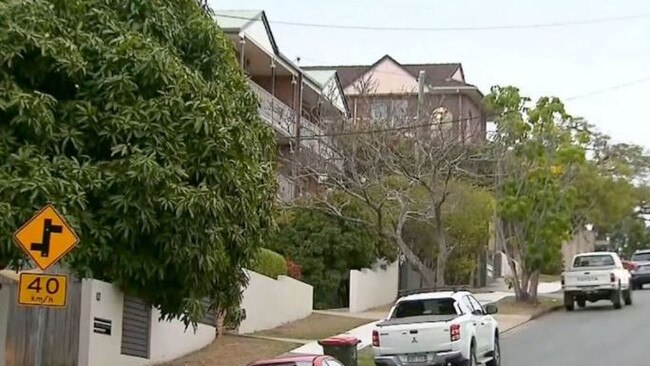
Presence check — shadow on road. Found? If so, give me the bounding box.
[572,304,619,312]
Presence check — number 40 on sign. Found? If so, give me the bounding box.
[18,273,68,307]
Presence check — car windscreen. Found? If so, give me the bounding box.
[631,253,650,262]
[573,254,615,267]
[391,298,457,319]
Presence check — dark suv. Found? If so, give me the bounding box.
[630,249,650,290]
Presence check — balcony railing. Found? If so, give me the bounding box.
[300,118,342,167]
[277,174,295,202]
[248,80,342,167]
[248,81,294,137]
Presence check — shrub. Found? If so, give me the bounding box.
[251,248,287,278]
[268,206,396,309]
[286,259,303,280]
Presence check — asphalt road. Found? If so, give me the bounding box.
[501,286,650,365]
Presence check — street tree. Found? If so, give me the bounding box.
[610,216,650,258]
[572,130,650,234]
[0,0,277,325]
[487,86,590,302]
[293,82,485,287]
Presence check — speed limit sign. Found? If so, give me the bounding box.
[18,273,68,307]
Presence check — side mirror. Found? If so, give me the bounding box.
[484,304,498,315]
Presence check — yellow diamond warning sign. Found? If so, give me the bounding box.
[18,273,68,307]
[12,204,80,271]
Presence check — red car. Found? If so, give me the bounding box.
[248,354,345,366]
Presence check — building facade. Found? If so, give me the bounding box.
[305,55,487,143]
[215,10,349,201]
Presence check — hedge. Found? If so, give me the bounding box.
[251,248,287,278]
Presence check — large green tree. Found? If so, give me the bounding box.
[487,86,590,302]
[0,0,276,325]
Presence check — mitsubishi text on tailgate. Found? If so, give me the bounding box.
[372,290,500,366]
[562,252,632,310]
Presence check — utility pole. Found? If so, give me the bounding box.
[417,70,425,122]
[416,70,425,159]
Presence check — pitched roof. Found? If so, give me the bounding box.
[304,55,465,89]
[214,10,262,31]
[402,63,462,86]
[214,10,279,54]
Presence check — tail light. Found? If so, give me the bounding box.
[450,324,461,342]
[610,273,616,283]
[372,330,380,347]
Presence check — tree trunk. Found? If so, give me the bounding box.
[469,263,476,287]
[528,270,540,302]
[501,231,526,300]
[434,205,447,289]
[435,246,446,289]
[395,234,436,287]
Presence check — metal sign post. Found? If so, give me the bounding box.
[33,307,45,366]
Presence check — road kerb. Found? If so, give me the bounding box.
[502,305,563,334]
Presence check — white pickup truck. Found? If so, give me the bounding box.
[562,251,632,310]
[372,290,500,366]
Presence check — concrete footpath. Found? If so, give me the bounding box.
[289,280,562,355]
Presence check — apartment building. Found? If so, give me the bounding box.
[215,10,349,201]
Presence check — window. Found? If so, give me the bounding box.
[431,107,453,133]
[371,99,409,122]
[371,100,389,120]
[459,297,474,314]
[467,295,485,315]
[573,255,615,267]
[392,99,408,119]
[632,252,650,262]
[391,298,458,319]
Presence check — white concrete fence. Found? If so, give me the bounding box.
[78,279,215,366]
[349,261,399,313]
[237,269,313,334]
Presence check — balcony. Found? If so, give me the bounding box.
[248,81,295,137]
[248,80,342,168]
[300,118,342,169]
[277,174,295,202]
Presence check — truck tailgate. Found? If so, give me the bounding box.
[377,319,455,354]
[565,269,611,287]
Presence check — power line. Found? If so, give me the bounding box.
[295,113,490,140]
[566,75,650,101]
[215,12,650,32]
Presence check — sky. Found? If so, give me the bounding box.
[211,0,650,148]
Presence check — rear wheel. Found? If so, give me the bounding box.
[577,298,586,308]
[457,341,477,366]
[564,293,574,311]
[612,287,623,309]
[486,334,500,366]
[624,288,633,305]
